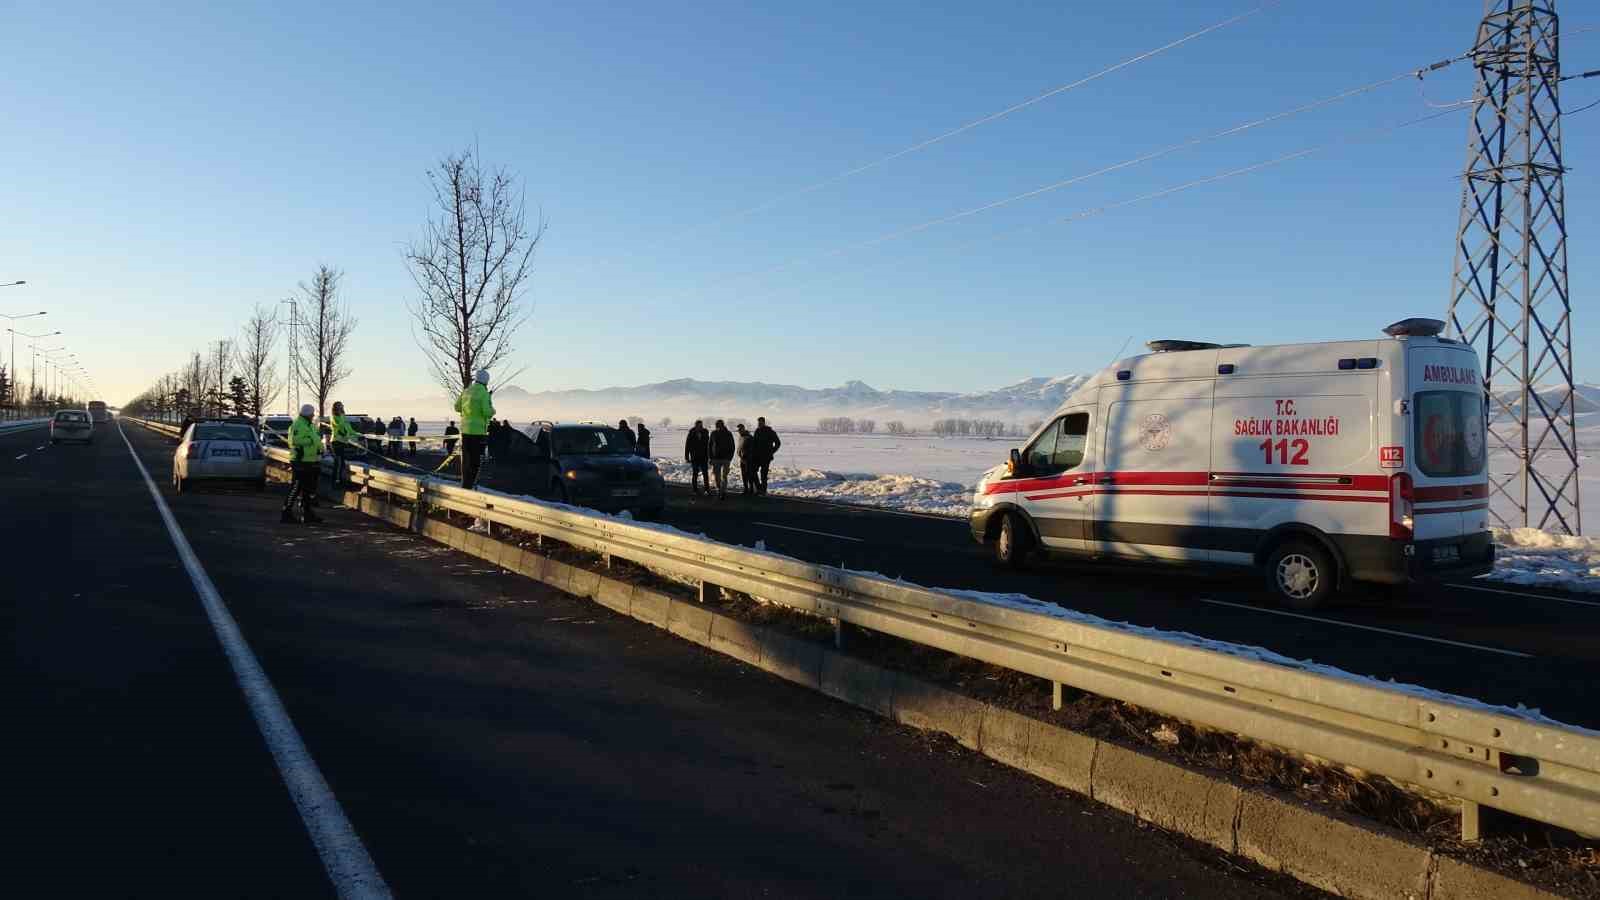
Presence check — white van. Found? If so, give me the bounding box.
[969,319,1493,609]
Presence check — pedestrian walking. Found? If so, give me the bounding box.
[708,419,735,500]
[752,416,781,495]
[456,370,496,531]
[444,420,459,455]
[331,401,358,487]
[684,419,710,494]
[735,423,755,495]
[407,417,419,456]
[282,403,323,524]
[635,421,652,458]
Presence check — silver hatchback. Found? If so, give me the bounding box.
[50,410,94,444]
[174,421,267,492]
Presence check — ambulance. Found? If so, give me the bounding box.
[969,319,1494,609]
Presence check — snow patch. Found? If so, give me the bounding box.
[654,459,972,517]
[1481,528,1600,593]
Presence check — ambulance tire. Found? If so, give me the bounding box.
[1264,540,1335,611]
[994,512,1031,570]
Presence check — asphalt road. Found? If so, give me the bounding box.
[425,448,1600,729]
[5,420,1317,899]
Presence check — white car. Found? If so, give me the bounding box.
[50,409,94,444]
[174,420,267,492]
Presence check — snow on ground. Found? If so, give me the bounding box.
[654,458,973,517]
[1482,528,1600,593]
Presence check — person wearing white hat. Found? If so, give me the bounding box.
[282,403,324,524]
[456,368,496,532]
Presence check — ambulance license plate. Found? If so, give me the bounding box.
[611,487,640,498]
[1432,545,1460,563]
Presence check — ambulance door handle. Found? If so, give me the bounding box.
[1074,477,1090,485]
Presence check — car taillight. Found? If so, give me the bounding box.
[1389,472,1414,541]
[187,442,203,459]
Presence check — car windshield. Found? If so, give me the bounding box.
[56,412,88,422]
[194,424,257,441]
[553,427,631,455]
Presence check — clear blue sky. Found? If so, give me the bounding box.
[4,0,1597,409]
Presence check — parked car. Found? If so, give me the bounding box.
[174,420,266,492]
[50,409,94,444]
[511,423,666,517]
[969,317,1492,610]
[260,415,293,448]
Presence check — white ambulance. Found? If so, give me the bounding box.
[969,319,1493,609]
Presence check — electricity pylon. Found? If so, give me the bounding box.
[1446,0,1580,534]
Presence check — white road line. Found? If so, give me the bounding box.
[753,520,865,542]
[117,421,391,899]
[1196,598,1534,658]
[14,453,27,460]
[1456,583,1600,609]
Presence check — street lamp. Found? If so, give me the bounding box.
[0,281,24,287]
[0,310,45,384]
[8,329,62,409]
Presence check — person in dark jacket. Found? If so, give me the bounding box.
[684,420,710,494]
[751,417,781,495]
[443,420,459,455]
[635,421,651,458]
[369,418,385,453]
[407,417,419,456]
[708,420,735,500]
[616,419,635,451]
[387,415,405,456]
[735,423,755,495]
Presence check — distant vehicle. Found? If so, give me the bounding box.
[969,318,1493,610]
[50,409,94,444]
[260,414,293,448]
[514,423,665,518]
[87,401,110,424]
[174,420,266,493]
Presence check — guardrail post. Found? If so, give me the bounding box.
[1460,800,1481,842]
[1052,681,1063,711]
[831,617,843,649]
[411,480,428,534]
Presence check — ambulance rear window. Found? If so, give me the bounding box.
[1413,391,1486,478]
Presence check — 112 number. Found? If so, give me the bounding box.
[1258,438,1309,466]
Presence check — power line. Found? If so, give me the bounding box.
[689,1,1283,230]
[730,107,1464,305]
[679,54,1469,294]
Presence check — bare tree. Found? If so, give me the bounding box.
[293,264,357,416]
[181,351,206,415]
[405,145,546,398]
[206,339,233,417]
[238,303,282,419]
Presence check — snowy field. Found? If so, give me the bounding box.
[649,427,1003,517]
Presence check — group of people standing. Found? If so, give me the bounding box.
[683,417,781,500]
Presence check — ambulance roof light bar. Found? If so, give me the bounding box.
[1383,318,1445,337]
[1146,340,1221,352]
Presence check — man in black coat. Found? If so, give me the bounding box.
[752,416,781,495]
[635,421,651,458]
[684,420,710,494]
[616,419,636,451]
[708,420,735,500]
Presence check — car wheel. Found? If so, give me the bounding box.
[1264,540,1336,611]
[994,511,1031,569]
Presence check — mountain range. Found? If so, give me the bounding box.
[401,375,1093,427]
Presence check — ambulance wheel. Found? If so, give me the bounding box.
[1265,540,1334,611]
[994,512,1031,569]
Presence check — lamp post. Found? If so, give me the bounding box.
[7,329,60,411]
[1,310,45,389]
[37,345,67,408]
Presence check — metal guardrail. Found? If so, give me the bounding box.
[126,416,1600,839]
[0,417,51,434]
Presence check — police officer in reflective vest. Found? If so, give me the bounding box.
[456,368,495,491]
[282,403,324,524]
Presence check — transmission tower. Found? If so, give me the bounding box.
[1446,0,1580,534]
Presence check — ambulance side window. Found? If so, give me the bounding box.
[1054,413,1089,470]
[1025,423,1059,472]
[1025,413,1089,475]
